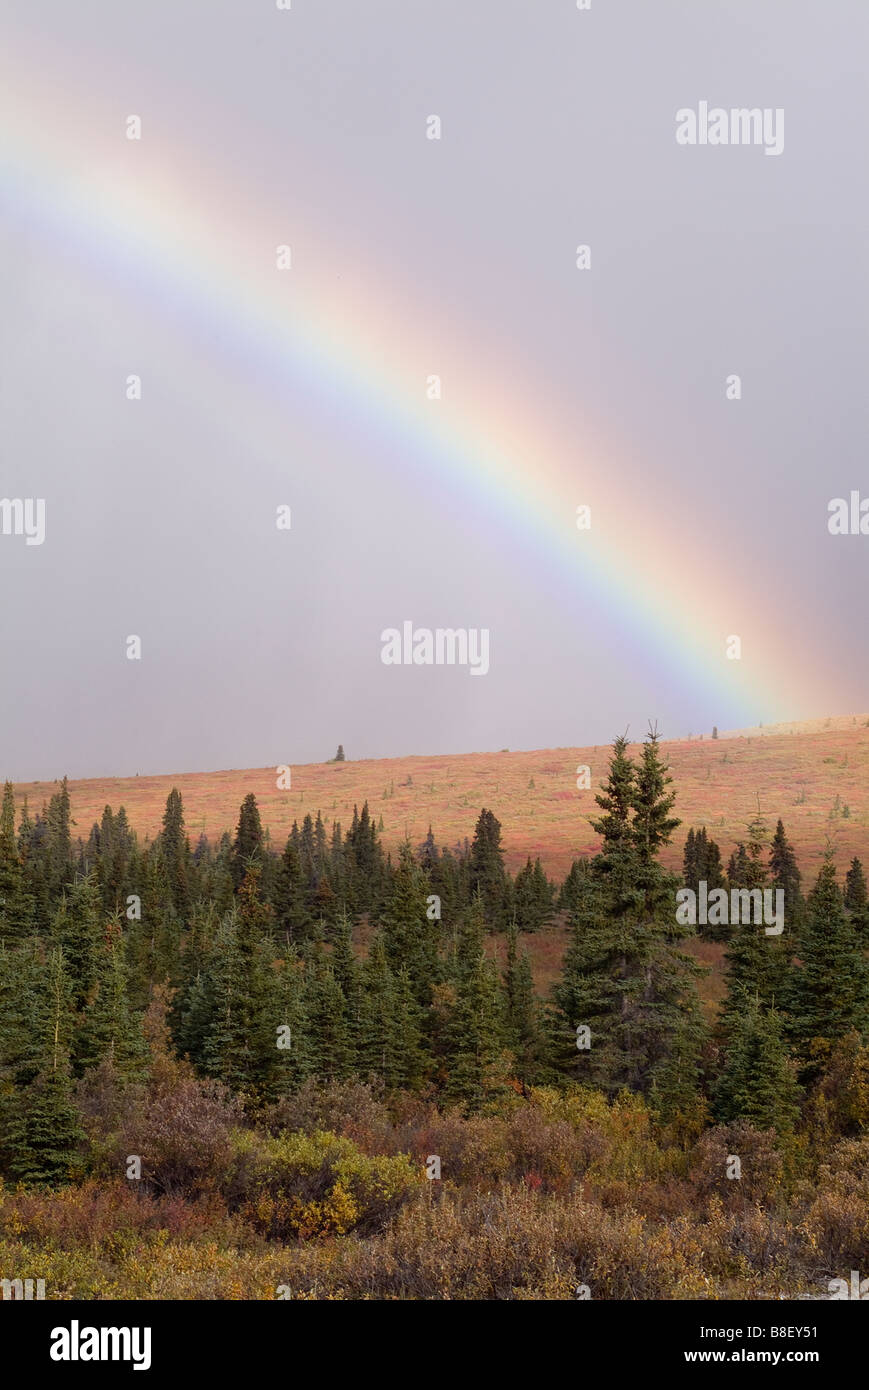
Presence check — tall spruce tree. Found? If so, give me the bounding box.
[0,782,34,940]
[513,857,555,933]
[785,857,869,1074]
[769,819,803,928]
[443,896,508,1109]
[682,828,698,892]
[272,837,311,945]
[76,925,148,1079]
[558,857,591,913]
[160,789,191,920]
[714,1004,801,1140]
[503,919,550,1084]
[719,813,788,1035]
[6,945,84,1185]
[51,873,104,1010]
[304,945,354,1084]
[844,857,868,913]
[469,809,509,929]
[383,842,439,1006]
[231,794,264,891]
[844,858,869,937]
[197,868,283,1100]
[45,777,74,906]
[555,731,704,1096]
[345,802,383,914]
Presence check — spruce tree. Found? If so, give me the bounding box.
[513,857,554,933]
[844,857,867,911]
[6,945,84,1185]
[785,857,869,1074]
[160,788,191,920]
[555,731,704,1096]
[727,844,750,888]
[197,869,282,1100]
[170,901,219,1056]
[632,726,680,870]
[720,813,788,1035]
[0,940,44,1176]
[345,803,383,914]
[198,913,258,1093]
[469,809,509,929]
[557,857,591,913]
[714,1004,801,1140]
[329,820,347,901]
[0,782,34,940]
[701,832,727,892]
[682,828,698,893]
[50,873,104,1010]
[304,946,354,1083]
[358,932,401,1085]
[383,842,440,1005]
[330,906,363,1062]
[272,837,311,945]
[689,828,728,939]
[444,897,508,1109]
[45,777,74,905]
[649,1020,707,1139]
[844,858,868,938]
[391,964,427,1089]
[231,794,264,891]
[769,819,803,924]
[589,734,636,866]
[503,919,549,1083]
[76,924,148,1079]
[418,826,439,872]
[269,945,311,1094]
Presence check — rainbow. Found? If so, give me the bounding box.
[0,48,822,729]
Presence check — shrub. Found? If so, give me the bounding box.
[134,1075,242,1199]
[800,1138,869,1273]
[690,1123,785,1208]
[261,1081,394,1153]
[229,1130,421,1240]
[267,1186,708,1300]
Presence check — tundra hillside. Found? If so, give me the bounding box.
[1,726,867,1300]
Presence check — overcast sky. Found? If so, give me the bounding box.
[0,0,866,781]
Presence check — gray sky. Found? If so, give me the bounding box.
[0,0,866,781]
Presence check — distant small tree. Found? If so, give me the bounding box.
[334,745,346,762]
[712,726,718,740]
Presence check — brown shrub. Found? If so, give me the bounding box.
[261,1080,395,1152]
[690,1122,785,1208]
[133,1075,242,1199]
[271,1186,707,1300]
[799,1137,869,1274]
[700,1197,803,1288]
[0,1179,239,1252]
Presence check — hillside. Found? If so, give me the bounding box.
[13,717,869,881]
